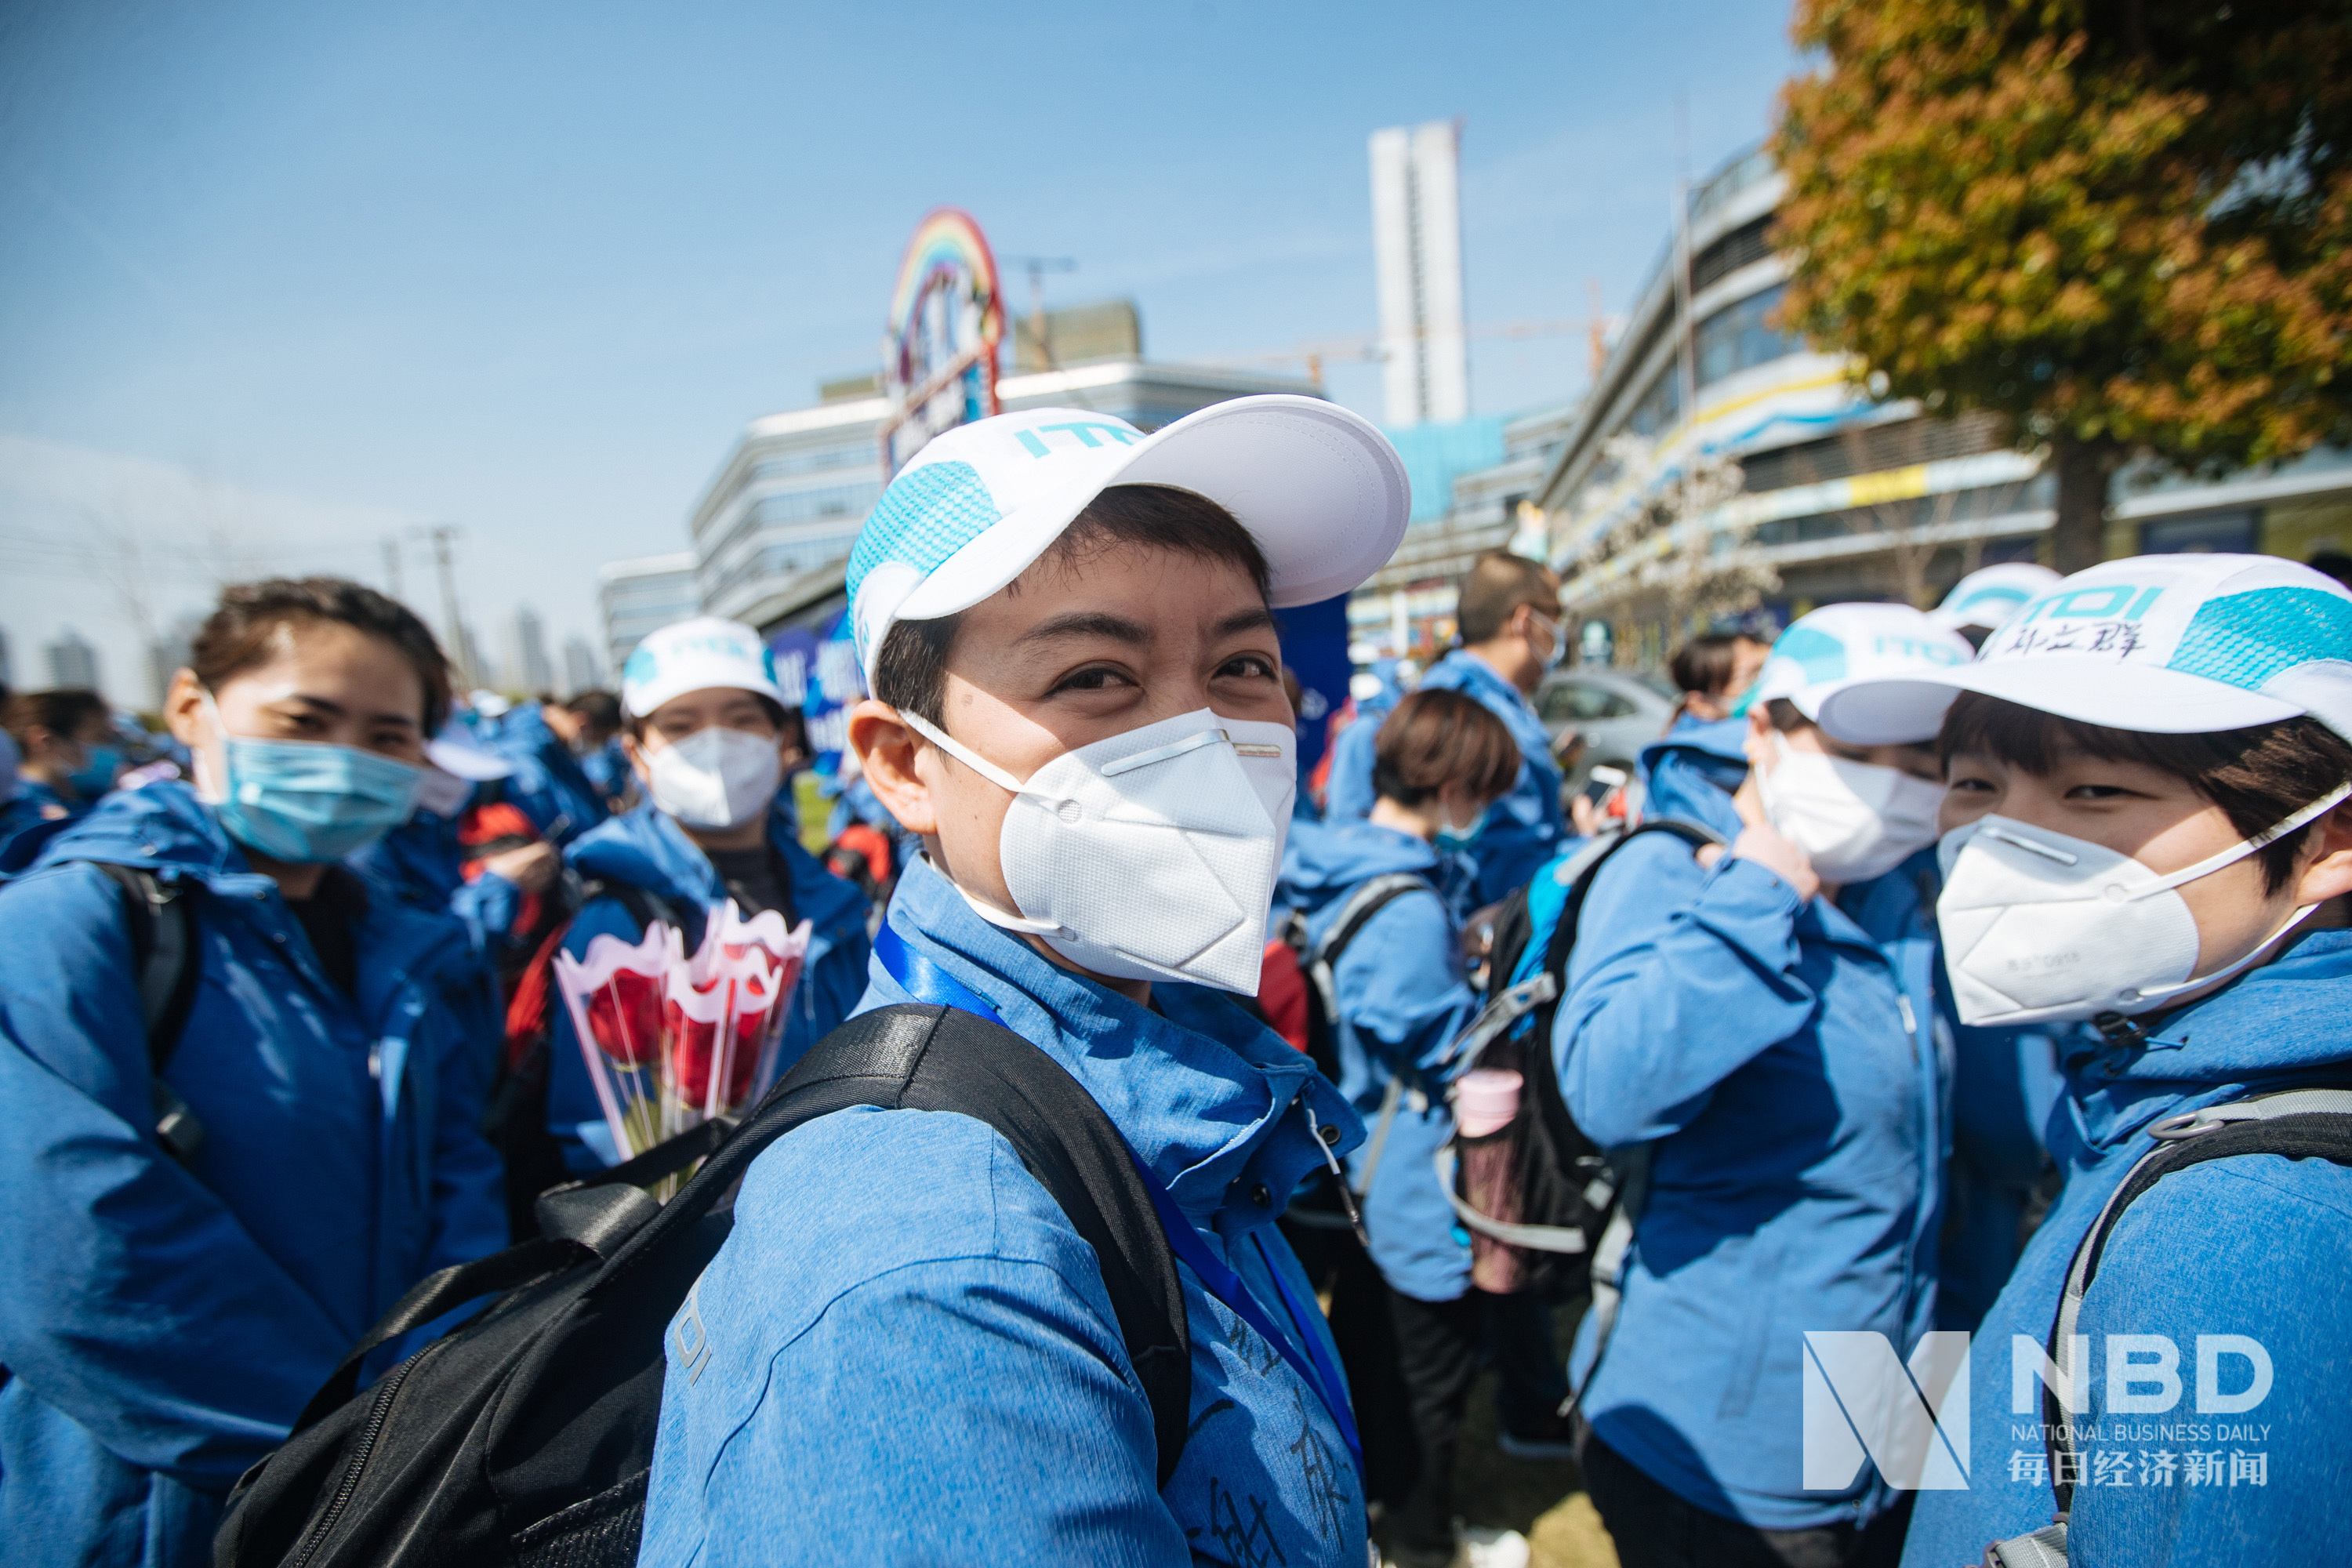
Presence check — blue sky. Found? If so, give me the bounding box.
[0,0,1801,703]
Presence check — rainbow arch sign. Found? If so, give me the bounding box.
[880,207,1004,474]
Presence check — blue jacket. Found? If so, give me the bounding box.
[1281,816,1479,1301]
[489,706,608,846]
[1552,749,1947,1531]
[1937,1002,2067,1332]
[0,778,86,862]
[1900,931,2352,1567]
[638,855,1370,1567]
[547,799,869,1170]
[576,736,628,799]
[350,808,525,962]
[1328,651,1564,907]
[0,782,507,1568]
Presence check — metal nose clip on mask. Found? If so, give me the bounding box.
[898,706,1296,994]
[1935,780,2352,1027]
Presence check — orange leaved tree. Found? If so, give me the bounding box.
[1771,0,2352,570]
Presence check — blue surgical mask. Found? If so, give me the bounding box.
[1435,810,1486,855]
[68,744,123,797]
[200,703,421,862]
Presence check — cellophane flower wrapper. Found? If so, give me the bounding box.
[555,901,811,1169]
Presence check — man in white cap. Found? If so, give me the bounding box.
[1813,555,2352,1568]
[637,397,1409,1566]
[534,616,873,1176]
[1553,601,1976,1563]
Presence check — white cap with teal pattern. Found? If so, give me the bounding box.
[621,616,789,720]
[845,396,1410,685]
[1747,602,1976,742]
[1817,554,2352,746]
[1931,561,2061,633]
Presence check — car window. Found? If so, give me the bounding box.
[1540,683,1636,722]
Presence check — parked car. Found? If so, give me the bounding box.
[1535,666,1680,791]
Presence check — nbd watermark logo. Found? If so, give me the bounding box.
[1802,1331,1972,1490]
[1802,1331,2278,1492]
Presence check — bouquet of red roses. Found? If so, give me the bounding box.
[553,902,811,1165]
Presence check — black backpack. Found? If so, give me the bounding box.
[212,1003,1191,1568]
[1436,819,1720,1299]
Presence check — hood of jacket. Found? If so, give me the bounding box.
[12,779,477,1029]
[863,855,1363,1233]
[2056,926,2352,1160]
[567,798,866,949]
[1278,816,1439,923]
[1637,718,1748,840]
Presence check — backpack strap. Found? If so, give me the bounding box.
[89,862,207,1163]
[2041,1087,2352,1519]
[1301,872,1433,1203]
[310,1005,1195,1486]
[1450,819,1722,1076]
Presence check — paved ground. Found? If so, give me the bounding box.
[1450,1356,1618,1568]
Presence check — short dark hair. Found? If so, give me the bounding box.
[1762,696,1813,734]
[873,484,1271,727]
[1671,633,1747,698]
[2,688,110,746]
[1371,688,1523,809]
[1942,692,2352,895]
[191,578,452,734]
[564,689,622,731]
[1456,552,1560,645]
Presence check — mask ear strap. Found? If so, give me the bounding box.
[2132,779,2352,899]
[898,710,1026,794]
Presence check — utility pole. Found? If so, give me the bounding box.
[422,525,468,688]
[382,536,405,603]
[1001,255,1076,369]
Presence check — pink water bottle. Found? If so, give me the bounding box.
[1454,1069,1524,1294]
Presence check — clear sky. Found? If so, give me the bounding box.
[0,0,1802,706]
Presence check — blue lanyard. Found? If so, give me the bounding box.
[873,919,1364,1475]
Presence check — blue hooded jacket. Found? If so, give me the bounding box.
[638,855,1370,1567]
[1327,651,1565,907]
[1280,815,1481,1301]
[0,778,85,862]
[1900,931,2352,1568]
[1552,729,1948,1532]
[546,799,869,1171]
[0,782,507,1568]
[488,706,609,846]
[350,807,526,961]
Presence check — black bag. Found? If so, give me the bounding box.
[214,1004,1192,1568]
[1437,820,1719,1298]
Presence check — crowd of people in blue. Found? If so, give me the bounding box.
[2,395,2346,1568]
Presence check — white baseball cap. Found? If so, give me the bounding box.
[846,397,1410,685]
[1748,602,1976,742]
[424,731,514,780]
[620,616,791,720]
[1817,554,2352,746]
[1930,562,2062,632]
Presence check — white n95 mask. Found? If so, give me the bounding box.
[1936,782,2352,1027]
[901,706,1294,993]
[1756,735,1945,886]
[644,727,783,830]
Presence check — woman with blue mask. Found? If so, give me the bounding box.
[0,687,122,857]
[1278,687,1562,1568]
[0,577,507,1568]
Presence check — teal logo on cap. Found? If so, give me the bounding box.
[1771,624,1847,683]
[2015,583,2165,624]
[1014,421,1141,456]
